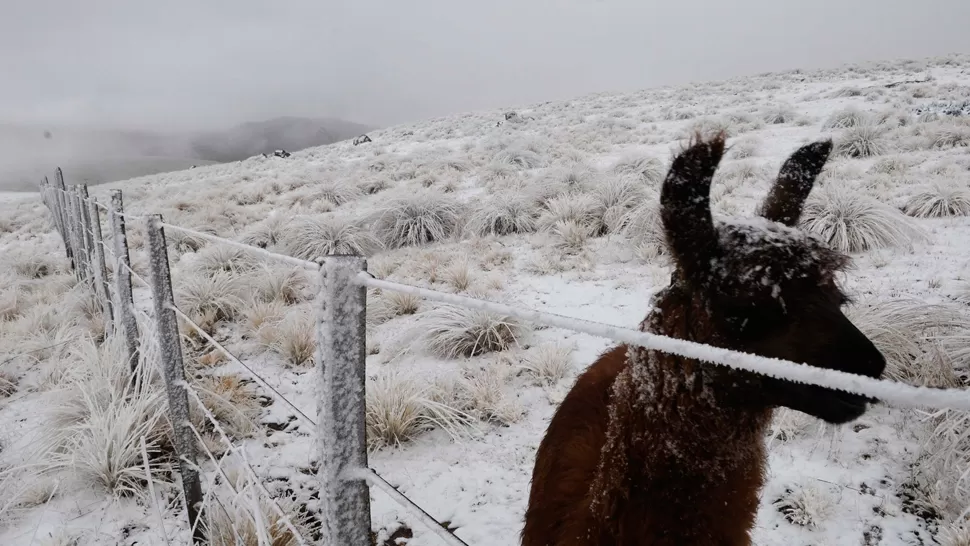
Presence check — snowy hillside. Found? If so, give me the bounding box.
[2,53,970,545]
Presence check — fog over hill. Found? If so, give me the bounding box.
[0,116,374,191]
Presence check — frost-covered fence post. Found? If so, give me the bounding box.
[79,185,98,292]
[67,186,89,283]
[315,255,372,546]
[109,190,140,374]
[53,168,74,265]
[86,194,114,336]
[145,214,206,545]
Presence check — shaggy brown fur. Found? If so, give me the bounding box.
[521,134,886,546]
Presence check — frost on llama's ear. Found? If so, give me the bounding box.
[660,132,726,284]
[758,140,833,227]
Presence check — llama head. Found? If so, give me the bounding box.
[657,133,885,424]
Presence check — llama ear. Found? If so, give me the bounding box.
[758,139,833,226]
[660,132,726,283]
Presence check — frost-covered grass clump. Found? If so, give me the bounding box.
[772,486,833,529]
[800,185,928,252]
[421,305,523,358]
[902,180,970,218]
[25,334,171,499]
[372,192,465,248]
[175,271,244,333]
[520,343,575,385]
[835,123,891,158]
[282,214,382,260]
[610,153,664,185]
[466,194,538,236]
[365,369,473,449]
[845,297,969,386]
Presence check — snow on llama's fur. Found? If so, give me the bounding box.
[521,134,888,546]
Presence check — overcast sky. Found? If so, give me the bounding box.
[2,0,969,132]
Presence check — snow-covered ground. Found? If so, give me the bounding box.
[2,53,970,545]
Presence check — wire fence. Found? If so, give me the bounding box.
[36,169,970,545]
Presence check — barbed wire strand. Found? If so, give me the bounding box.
[358,274,970,413]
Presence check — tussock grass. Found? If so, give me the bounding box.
[282,214,382,260]
[30,333,171,499]
[823,107,870,129]
[191,245,260,274]
[537,193,604,235]
[202,467,312,546]
[245,265,311,305]
[466,194,538,237]
[308,176,365,206]
[372,192,465,249]
[610,154,664,185]
[845,297,969,385]
[520,343,575,385]
[835,124,891,158]
[237,214,290,249]
[365,369,474,449]
[902,181,970,218]
[421,305,523,358]
[191,373,262,440]
[772,485,833,529]
[454,362,523,425]
[175,271,244,333]
[800,185,928,252]
[266,309,315,367]
[761,104,799,124]
[243,300,287,338]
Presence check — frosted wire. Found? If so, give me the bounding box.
[158,222,321,271]
[358,274,970,412]
[351,468,471,546]
[168,304,317,428]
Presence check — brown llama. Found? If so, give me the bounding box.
[521,134,887,546]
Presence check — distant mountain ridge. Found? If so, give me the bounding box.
[0,116,376,191]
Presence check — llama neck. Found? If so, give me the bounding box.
[589,289,773,519]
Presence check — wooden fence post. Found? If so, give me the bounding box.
[145,214,205,544]
[65,186,85,282]
[53,169,74,265]
[315,255,372,546]
[78,186,98,291]
[86,195,114,336]
[109,190,140,375]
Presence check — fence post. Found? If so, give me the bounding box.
[79,186,98,291]
[53,169,74,265]
[66,186,87,282]
[86,195,114,336]
[315,255,372,546]
[145,214,205,545]
[109,190,140,375]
